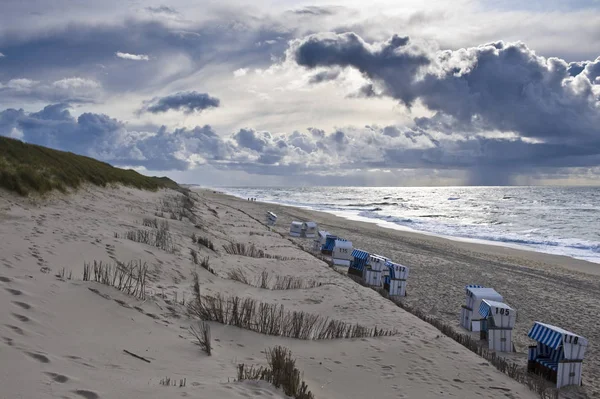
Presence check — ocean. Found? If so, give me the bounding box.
[215,186,600,264]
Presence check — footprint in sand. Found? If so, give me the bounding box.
[11,313,30,323]
[12,301,32,310]
[5,288,23,296]
[73,389,100,399]
[65,355,96,369]
[87,288,111,300]
[0,276,11,283]
[26,351,50,363]
[6,324,26,336]
[113,299,130,308]
[45,372,69,383]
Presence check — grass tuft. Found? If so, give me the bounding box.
[118,226,175,253]
[227,268,322,290]
[190,321,212,355]
[159,377,186,387]
[189,293,395,340]
[222,243,292,260]
[82,260,148,299]
[200,256,216,275]
[56,267,72,280]
[237,346,314,399]
[190,248,199,265]
[197,236,215,251]
[0,136,178,196]
[159,193,198,223]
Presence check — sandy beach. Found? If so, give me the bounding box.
[205,189,599,398]
[0,185,594,398]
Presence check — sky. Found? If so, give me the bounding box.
[1,0,600,186]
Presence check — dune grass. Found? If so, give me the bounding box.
[188,293,396,340]
[237,346,314,399]
[222,242,293,261]
[82,260,148,300]
[192,233,216,251]
[0,136,178,196]
[189,321,212,356]
[227,268,322,290]
[116,226,176,254]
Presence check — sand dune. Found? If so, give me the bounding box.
[0,185,566,398]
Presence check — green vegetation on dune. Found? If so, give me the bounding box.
[0,136,179,196]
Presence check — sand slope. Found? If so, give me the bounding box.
[209,190,597,398]
[0,186,541,398]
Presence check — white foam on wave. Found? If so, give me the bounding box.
[214,186,600,264]
[328,211,600,264]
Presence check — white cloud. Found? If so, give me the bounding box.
[0,77,102,103]
[233,68,249,77]
[0,52,4,57]
[6,78,39,90]
[115,51,150,61]
[52,77,101,90]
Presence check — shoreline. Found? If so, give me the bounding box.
[210,187,600,277]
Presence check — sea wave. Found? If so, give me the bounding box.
[356,210,600,255]
[214,186,600,263]
[344,201,400,207]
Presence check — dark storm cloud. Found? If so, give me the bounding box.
[141,91,220,114]
[294,33,430,105]
[290,32,600,182]
[353,83,380,98]
[292,33,600,143]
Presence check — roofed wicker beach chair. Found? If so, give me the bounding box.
[321,234,338,255]
[460,285,503,332]
[349,249,369,277]
[332,239,353,267]
[289,221,303,237]
[527,322,588,388]
[478,299,516,352]
[383,261,409,297]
